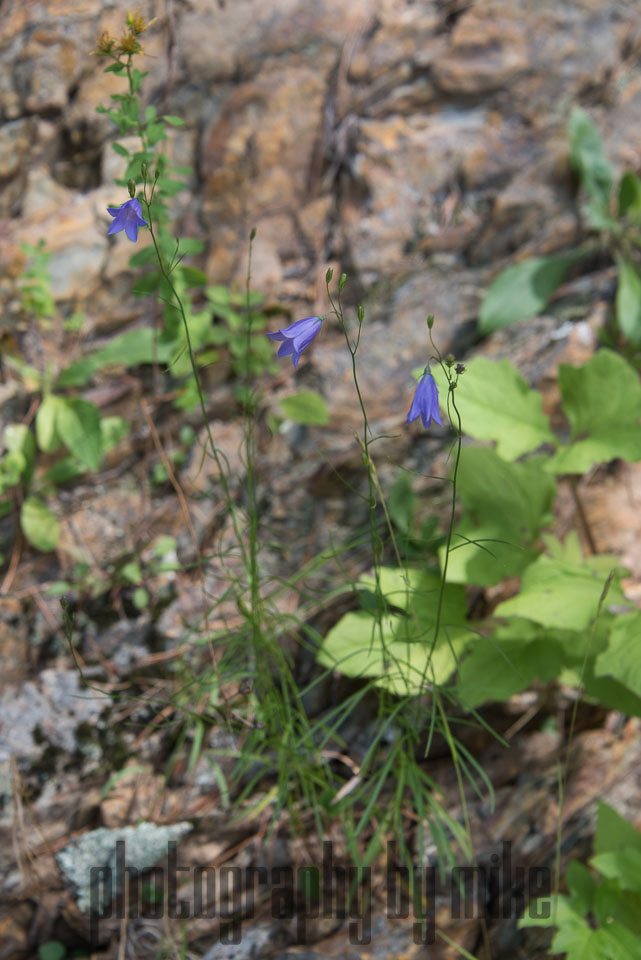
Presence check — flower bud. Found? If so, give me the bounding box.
[127,178,136,198]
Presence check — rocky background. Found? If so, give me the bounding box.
[3,1,641,958]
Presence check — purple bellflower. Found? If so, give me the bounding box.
[107,198,148,242]
[406,370,442,429]
[266,315,322,369]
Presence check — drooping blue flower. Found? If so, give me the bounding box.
[266,316,322,369]
[406,370,442,429]
[107,198,148,242]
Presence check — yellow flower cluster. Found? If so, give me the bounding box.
[94,8,157,58]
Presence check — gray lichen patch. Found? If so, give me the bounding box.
[56,821,193,914]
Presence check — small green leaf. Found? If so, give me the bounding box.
[56,398,102,470]
[616,258,641,346]
[619,172,641,218]
[133,587,149,610]
[36,395,63,453]
[479,254,581,334]
[177,238,205,256]
[153,535,177,557]
[120,561,142,584]
[111,142,130,157]
[568,106,613,211]
[21,497,60,551]
[163,115,185,126]
[100,416,129,452]
[38,942,66,960]
[181,266,208,287]
[279,391,329,426]
[91,327,174,368]
[4,423,35,479]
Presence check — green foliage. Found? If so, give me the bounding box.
[521,803,641,958]
[21,496,60,552]
[19,240,56,323]
[444,446,556,585]
[493,546,626,630]
[38,943,66,960]
[615,257,641,347]
[433,357,555,459]
[568,106,614,217]
[205,285,276,383]
[479,254,580,335]
[1,245,132,552]
[546,349,641,473]
[479,105,641,344]
[278,391,329,426]
[323,349,641,722]
[318,567,470,694]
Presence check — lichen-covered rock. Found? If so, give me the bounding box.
[56,820,193,912]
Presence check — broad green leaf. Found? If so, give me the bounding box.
[444,447,556,585]
[36,395,63,453]
[432,357,554,459]
[494,549,625,631]
[595,612,641,699]
[595,801,641,856]
[279,391,329,426]
[582,667,641,719]
[561,348,641,435]
[546,350,641,473]
[21,496,60,551]
[566,861,596,916]
[318,568,469,693]
[547,426,641,474]
[55,397,102,470]
[616,258,641,346]
[568,106,613,211]
[317,611,471,695]
[359,567,468,628]
[547,897,594,957]
[590,849,641,894]
[456,620,568,708]
[478,254,580,334]
[91,328,174,368]
[618,171,641,218]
